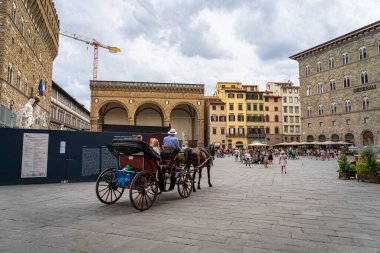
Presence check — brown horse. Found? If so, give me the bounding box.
[184,144,215,192]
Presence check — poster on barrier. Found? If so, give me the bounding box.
[21,133,49,178]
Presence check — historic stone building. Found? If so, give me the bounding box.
[204,96,226,148]
[90,81,205,147]
[0,0,59,128]
[290,21,380,147]
[215,82,265,148]
[266,82,301,142]
[50,81,90,131]
[263,91,283,147]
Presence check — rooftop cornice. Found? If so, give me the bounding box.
[90,81,205,93]
[289,20,380,60]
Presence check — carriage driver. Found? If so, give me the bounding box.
[162,129,181,191]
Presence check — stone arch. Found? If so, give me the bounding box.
[331,134,340,142]
[98,101,129,129]
[362,130,374,146]
[307,135,314,142]
[236,141,244,148]
[134,102,164,126]
[170,103,199,147]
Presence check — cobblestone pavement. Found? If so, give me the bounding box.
[1,157,380,253]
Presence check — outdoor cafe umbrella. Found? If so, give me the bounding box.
[248,142,269,147]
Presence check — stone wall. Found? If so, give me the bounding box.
[295,24,380,146]
[0,0,59,129]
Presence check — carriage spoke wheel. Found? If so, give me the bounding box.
[129,171,158,211]
[178,172,192,198]
[96,168,124,204]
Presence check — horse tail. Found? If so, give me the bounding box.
[183,148,192,170]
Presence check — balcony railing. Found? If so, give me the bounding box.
[226,133,246,137]
[247,133,266,138]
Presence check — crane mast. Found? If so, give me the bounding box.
[59,32,121,80]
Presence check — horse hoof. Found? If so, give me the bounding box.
[197,186,201,190]
[209,184,213,187]
[193,189,197,192]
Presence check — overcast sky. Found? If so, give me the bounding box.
[52,0,380,109]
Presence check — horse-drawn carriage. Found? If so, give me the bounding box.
[95,138,192,211]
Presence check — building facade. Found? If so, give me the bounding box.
[290,21,380,147]
[90,81,205,147]
[263,91,283,147]
[266,82,301,142]
[0,0,59,128]
[50,81,90,131]
[204,96,226,148]
[215,82,265,148]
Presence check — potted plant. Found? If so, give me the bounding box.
[337,155,356,180]
[356,146,380,183]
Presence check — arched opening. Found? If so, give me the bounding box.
[275,127,279,134]
[331,134,340,142]
[265,115,270,122]
[170,104,198,147]
[362,131,374,146]
[345,133,355,144]
[236,141,243,148]
[318,135,326,142]
[266,127,270,134]
[135,103,163,126]
[98,102,128,131]
[307,135,314,142]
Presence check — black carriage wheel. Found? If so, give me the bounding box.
[96,168,124,205]
[178,172,192,198]
[129,171,158,211]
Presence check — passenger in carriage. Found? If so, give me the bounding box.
[150,138,161,155]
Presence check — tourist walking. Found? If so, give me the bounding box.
[262,149,269,168]
[279,151,287,174]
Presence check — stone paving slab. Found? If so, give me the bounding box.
[0,157,380,253]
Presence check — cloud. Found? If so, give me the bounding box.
[52,0,380,110]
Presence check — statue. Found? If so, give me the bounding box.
[20,96,47,129]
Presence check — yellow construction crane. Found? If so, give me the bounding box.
[59,32,121,80]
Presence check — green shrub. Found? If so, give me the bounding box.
[356,146,379,176]
[337,155,355,173]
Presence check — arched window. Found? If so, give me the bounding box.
[329,79,336,91]
[316,61,322,73]
[306,85,311,96]
[266,127,270,134]
[359,47,367,60]
[360,71,368,84]
[265,115,270,122]
[344,100,352,113]
[307,135,314,142]
[12,3,17,23]
[305,65,310,76]
[328,57,334,69]
[331,103,337,114]
[345,133,354,143]
[7,63,13,84]
[342,52,349,65]
[24,78,28,95]
[274,115,279,122]
[317,82,323,94]
[318,135,326,142]
[275,127,279,134]
[343,76,350,88]
[307,106,312,117]
[318,105,324,116]
[16,71,21,90]
[27,29,31,45]
[20,17,24,35]
[362,97,369,110]
[331,134,340,142]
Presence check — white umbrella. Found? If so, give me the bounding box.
[248,142,269,147]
